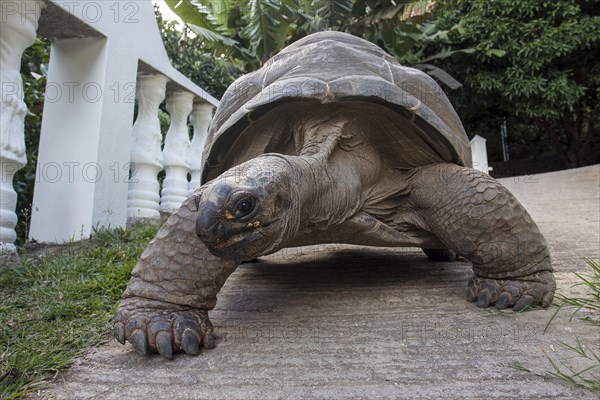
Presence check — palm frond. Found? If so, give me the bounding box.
[312,0,353,29]
[165,0,239,46]
[242,0,290,62]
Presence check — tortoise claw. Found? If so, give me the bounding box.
[466,288,476,302]
[114,297,214,358]
[114,322,125,344]
[467,272,555,311]
[182,330,200,355]
[156,331,173,359]
[513,295,535,312]
[494,292,511,310]
[130,330,148,356]
[476,289,492,308]
[202,332,216,349]
[541,291,554,308]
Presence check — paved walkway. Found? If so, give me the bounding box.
[33,165,599,399]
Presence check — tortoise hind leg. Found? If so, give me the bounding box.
[409,163,555,311]
[114,191,238,358]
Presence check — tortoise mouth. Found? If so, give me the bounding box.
[204,219,281,260]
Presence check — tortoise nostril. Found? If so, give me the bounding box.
[196,209,226,243]
[214,222,225,241]
[196,220,225,243]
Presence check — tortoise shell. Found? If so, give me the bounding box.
[201,31,471,183]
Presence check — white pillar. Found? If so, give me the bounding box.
[470,135,492,174]
[127,74,169,223]
[0,0,44,256]
[29,35,138,243]
[160,91,194,213]
[188,103,213,193]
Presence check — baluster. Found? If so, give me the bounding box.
[0,0,45,258]
[160,91,194,213]
[470,135,492,174]
[127,74,169,223]
[188,103,213,194]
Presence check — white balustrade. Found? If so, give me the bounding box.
[470,135,493,174]
[0,0,45,257]
[1,0,219,253]
[127,74,169,223]
[188,103,213,193]
[160,91,194,213]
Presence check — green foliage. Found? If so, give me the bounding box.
[165,0,465,76]
[169,0,599,168]
[548,258,600,328]
[353,9,475,88]
[541,338,600,392]
[510,258,600,392]
[302,0,354,31]
[0,225,157,399]
[242,0,290,64]
[15,38,50,246]
[434,0,600,167]
[154,6,238,99]
[558,258,600,322]
[165,0,293,70]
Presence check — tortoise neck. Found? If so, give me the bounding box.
[283,136,367,231]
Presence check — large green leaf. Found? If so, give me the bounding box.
[164,0,239,46]
[164,0,470,89]
[312,0,353,29]
[209,0,234,29]
[186,25,238,47]
[378,23,421,63]
[242,0,290,62]
[165,0,214,27]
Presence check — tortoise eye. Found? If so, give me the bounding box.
[232,196,257,219]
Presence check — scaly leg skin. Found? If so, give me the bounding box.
[410,163,555,311]
[114,191,238,358]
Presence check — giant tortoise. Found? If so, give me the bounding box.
[114,31,555,358]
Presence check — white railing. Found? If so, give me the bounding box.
[0,0,218,257]
[470,135,493,175]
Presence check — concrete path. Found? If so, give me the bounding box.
[32,165,599,399]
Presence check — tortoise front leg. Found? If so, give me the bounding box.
[114,191,238,358]
[409,163,555,311]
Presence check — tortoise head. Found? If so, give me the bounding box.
[195,155,301,261]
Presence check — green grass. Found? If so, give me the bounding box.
[541,338,600,392]
[509,258,600,393]
[551,258,600,326]
[0,225,157,399]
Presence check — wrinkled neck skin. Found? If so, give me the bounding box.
[278,116,381,236]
